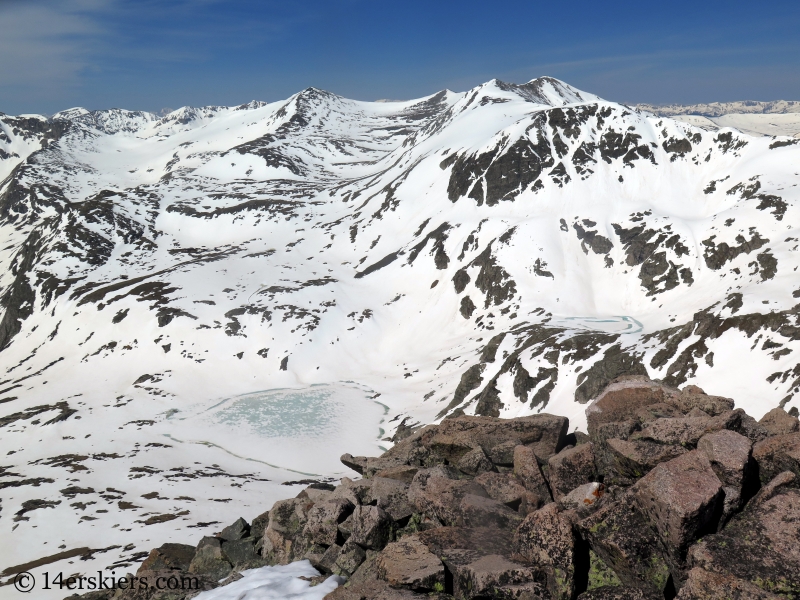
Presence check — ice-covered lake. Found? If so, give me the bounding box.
[166,382,388,475]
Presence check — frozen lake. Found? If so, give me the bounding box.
[167,382,388,475]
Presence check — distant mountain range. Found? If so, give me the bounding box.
[637,99,800,117]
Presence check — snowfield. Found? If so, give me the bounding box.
[1,77,799,596]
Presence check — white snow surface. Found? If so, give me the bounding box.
[1,76,800,595]
[193,562,343,600]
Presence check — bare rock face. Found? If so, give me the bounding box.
[606,438,687,485]
[752,431,800,484]
[513,445,553,506]
[368,477,415,521]
[139,543,196,572]
[758,407,800,436]
[577,587,657,599]
[666,386,734,417]
[687,488,800,597]
[577,492,672,596]
[747,470,798,510]
[696,429,754,521]
[675,567,783,599]
[80,377,800,600]
[513,502,583,600]
[262,497,313,564]
[631,450,724,572]
[408,466,490,525]
[586,377,670,435]
[351,505,393,549]
[188,536,232,581]
[548,443,597,500]
[632,416,711,447]
[474,471,535,511]
[334,538,367,577]
[458,493,524,529]
[376,535,446,591]
[303,498,355,546]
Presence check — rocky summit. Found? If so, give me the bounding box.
[2,77,800,586]
[65,375,800,600]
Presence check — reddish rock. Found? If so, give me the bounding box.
[456,446,494,476]
[427,431,477,464]
[138,543,195,572]
[330,477,373,505]
[586,378,670,436]
[368,477,414,521]
[747,470,798,510]
[704,408,770,443]
[759,407,800,436]
[408,466,490,526]
[513,503,580,600]
[666,388,734,417]
[374,465,419,483]
[296,484,334,504]
[697,430,753,520]
[577,587,657,599]
[676,567,782,599]
[578,492,671,595]
[752,432,800,484]
[426,414,569,463]
[633,416,711,447]
[696,430,751,488]
[606,438,687,484]
[416,526,546,598]
[513,445,552,506]
[487,439,521,466]
[548,443,597,500]
[350,505,392,550]
[376,535,445,591]
[687,488,800,597]
[458,493,524,529]
[418,525,515,559]
[590,421,642,476]
[262,497,313,564]
[475,471,530,507]
[631,451,723,567]
[449,554,540,600]
[634,402,685,423]
[326,577,444,599]
[302,498,354,546]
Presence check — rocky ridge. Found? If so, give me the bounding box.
[66,375,800,600]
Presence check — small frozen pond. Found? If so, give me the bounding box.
[549,315,643,334]
[169,382,387,475]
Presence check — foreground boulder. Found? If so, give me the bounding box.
[66,376,800,600]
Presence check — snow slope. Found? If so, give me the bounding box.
[1,77,800,594]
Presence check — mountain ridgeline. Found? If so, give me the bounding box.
[1,77,798,428]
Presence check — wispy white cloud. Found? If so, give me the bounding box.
[0,0,116,105]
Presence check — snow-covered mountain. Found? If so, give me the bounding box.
[638,99,800,117]
[638,99,800,138]
[1,76,800,592]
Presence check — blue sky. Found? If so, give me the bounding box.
[1,0,798,115]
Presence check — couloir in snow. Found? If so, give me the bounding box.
[1,77,799,591]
